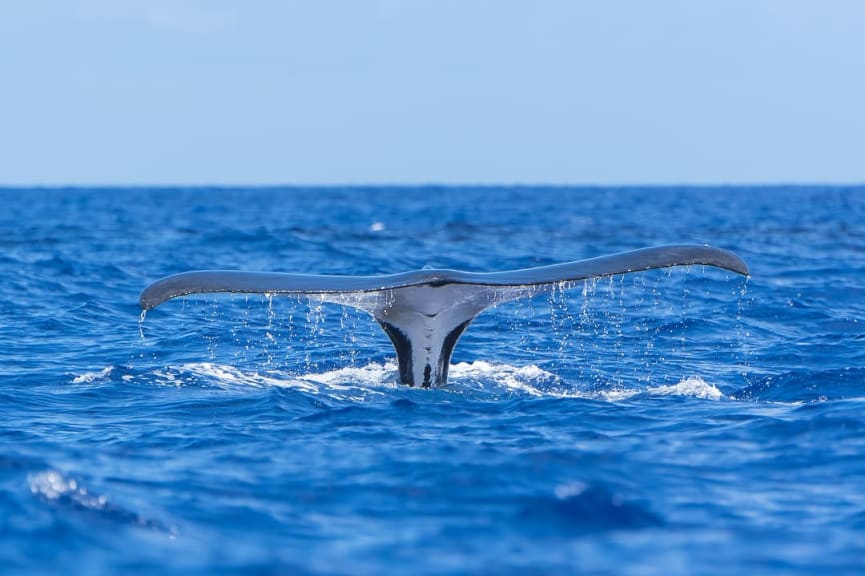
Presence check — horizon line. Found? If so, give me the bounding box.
[1,181,864,190]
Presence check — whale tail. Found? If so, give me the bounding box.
[139,245,749,387]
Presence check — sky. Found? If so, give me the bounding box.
[1,0,864,186]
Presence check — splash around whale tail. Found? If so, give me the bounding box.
[139,245,749,387]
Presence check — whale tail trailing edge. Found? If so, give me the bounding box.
[139,244,749,387]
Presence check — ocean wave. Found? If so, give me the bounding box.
[518,481,663,534]
[732,367,865,402]
[28,470,173,535]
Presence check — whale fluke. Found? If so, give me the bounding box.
[140,244,749,387]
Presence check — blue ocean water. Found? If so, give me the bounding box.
[1,187,863,575]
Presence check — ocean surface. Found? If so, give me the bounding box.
[1,187,863,575]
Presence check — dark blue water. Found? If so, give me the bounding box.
[1,187,864,574]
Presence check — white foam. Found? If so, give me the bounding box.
[305,361,398,388]
[449,360,559,396]
[29,470,108,510]
[71,366,114,384]
[596,387,641,402]
[173,362,320,393]
[648,376,724,400]
[144,360,726,403]
[149,360,558,399]
[148,362,396,402]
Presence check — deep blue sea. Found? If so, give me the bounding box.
[1,187,864,575]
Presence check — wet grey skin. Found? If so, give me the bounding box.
[140,244,749,388]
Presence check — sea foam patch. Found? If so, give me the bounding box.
[648,376,724,400]
[449,360,560,395]
[29,470,107,507]
[171,362,319,393]
[71,366,114,384]
[304,361,399,388]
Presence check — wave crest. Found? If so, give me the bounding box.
[29,470,173,534]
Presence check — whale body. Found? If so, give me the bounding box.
[139,244,749,387]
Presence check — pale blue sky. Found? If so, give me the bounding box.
[1,1,864,185]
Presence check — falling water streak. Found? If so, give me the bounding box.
[561,281,577,360]
[629,274,648,383]
[230,295,244,362]
[607,276,619,366]
[736,276,753,383]
[524,288,539,356]
[264,292,275,366]
[338,305,360,368]
[580,277,599,385]
[286,296,297,367]
[547,281,563,359]
[206,298,219,360]
[303,299,326,373]
[138,310,147,341]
